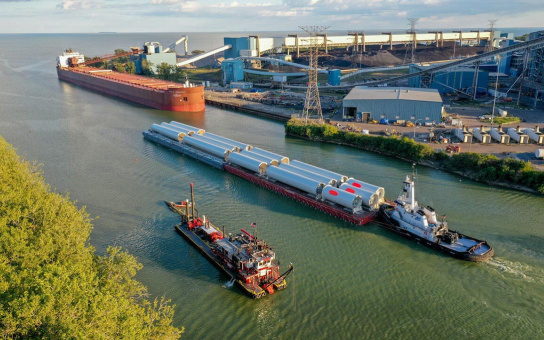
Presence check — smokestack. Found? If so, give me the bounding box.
[480,125,485,132]
[517,125,521,133]
[463,125,467,133]
[536,126,541,133]
[498,124,503,132]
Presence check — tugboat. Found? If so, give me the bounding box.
[166,183,293,299]
[380,169,494,262]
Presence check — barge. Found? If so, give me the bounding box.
[142,122,380,225]
[167,184,293,298]
[57,51,205,112]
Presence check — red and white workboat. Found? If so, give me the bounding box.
[166,184,293,298]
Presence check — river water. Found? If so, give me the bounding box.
[1,33,543,339]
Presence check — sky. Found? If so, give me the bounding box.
[1,0,543,33]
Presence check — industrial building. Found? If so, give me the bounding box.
[408,63,489,94]
[131,42,177,74]
[528,30,544,85]
[342,87,443,123]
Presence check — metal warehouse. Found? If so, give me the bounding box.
[342,87,443,123]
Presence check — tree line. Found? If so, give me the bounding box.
[285,120,544,194]
[0,136,183,339]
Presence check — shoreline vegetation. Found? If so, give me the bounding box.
[285,119,544,195]
[0,136,182,339]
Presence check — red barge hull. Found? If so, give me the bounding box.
[224,164,377,226]
[57,67,205,112]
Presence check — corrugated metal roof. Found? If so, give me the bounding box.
[344,87,442,103]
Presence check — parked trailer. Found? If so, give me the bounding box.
[266,165,325,198]
[345,178,384,201]
[322,185,363,213]
[339,183,379,210]
[251,147,289,164]
[151,124,186,142]
[240,150,279,166]
[454,127,473,143]
[472,127,491,143]
[204,132,253,151]
[507,127,529,144]
[169,121,205,135]
[194,134,241,152]
[279,163,337,187]
[182,135,232,159]
[489,126,510,144]
[523,126,544,145]
[227,152,267,175]
[290,160,348,186]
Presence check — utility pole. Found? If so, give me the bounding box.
[300,26,329,123]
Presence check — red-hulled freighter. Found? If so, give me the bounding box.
[166,183,293,299]
[56,51,205,112]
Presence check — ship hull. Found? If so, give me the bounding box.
[57,67,205,112]
[379,208,494,262]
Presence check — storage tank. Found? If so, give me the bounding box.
[151,124,186,142]
[161,122,195,136]
[522,126,544,144]
[489,125,510,144]
[251,147,289,164]
[321,185,363,213]
[194,134,241,152]
[279,163,337,187]
[454,126,473,143]
[240,150,279,166]
[339,183,379,210]
[169,121,205,135]
[507,126,529,144]
[182,135,231,159]
[204,132,253,151]
[472,126,491,143]
[266,165,325,197]
[227,152,267,175]
[536,149,544,159]
[290,160,348,185]
[345,178,385,201]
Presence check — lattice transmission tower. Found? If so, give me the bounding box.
[486,19,498,53]
[300,25,329,123]
[407,18,419,64]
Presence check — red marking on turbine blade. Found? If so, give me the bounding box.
[346,188,355,194]
[329,190,338,196]
[352,182,362,188]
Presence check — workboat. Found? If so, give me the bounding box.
[166,183,293,298]
[380,170,494,262]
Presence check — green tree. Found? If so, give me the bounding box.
[126,61,136,74]
[173,66,186,83]
[141,60,154,76]
[157,62,174,80]
[0,136,183,339]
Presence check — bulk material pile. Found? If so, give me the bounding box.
[148,121,386,213]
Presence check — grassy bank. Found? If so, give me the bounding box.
[0,136,182,339]
[285,120,544,194]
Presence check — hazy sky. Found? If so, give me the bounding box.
[1,0,543,33]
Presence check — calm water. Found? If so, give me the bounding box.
[1,33,544,339]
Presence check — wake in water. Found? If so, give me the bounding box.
[223,278,236,289]
[487,258,544,283]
